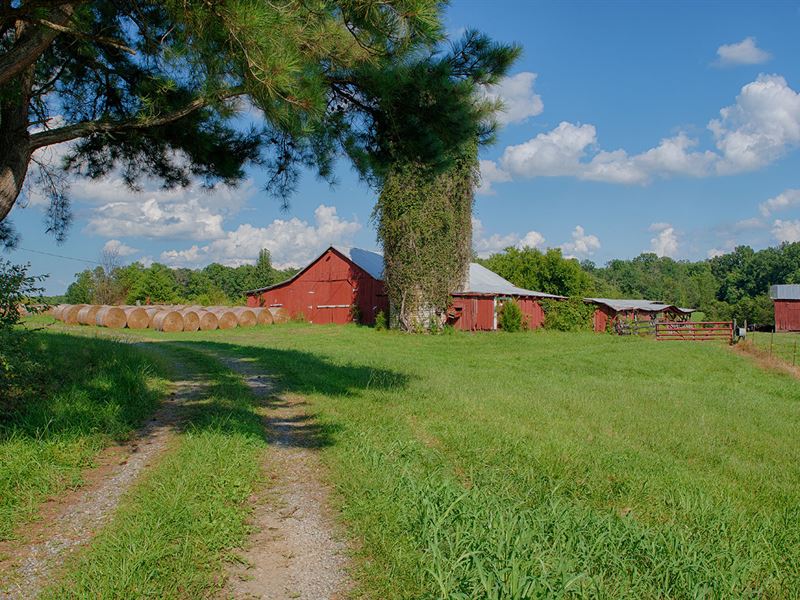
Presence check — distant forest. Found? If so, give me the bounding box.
[53,249,298,307]
[50,242,799,326]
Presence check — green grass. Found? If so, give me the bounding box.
[25,318,800,597]
[64,321,798,599]
[0,331,166,541]
[43,343,266,599]
[749,331,800,365]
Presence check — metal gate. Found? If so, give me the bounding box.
[655,321,733,342]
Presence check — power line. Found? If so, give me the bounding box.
[16,246,101,265]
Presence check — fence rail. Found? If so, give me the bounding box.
[655,321,733,342]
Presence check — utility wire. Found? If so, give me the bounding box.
[16,246,101,265]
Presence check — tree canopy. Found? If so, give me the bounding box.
[1,0,516,245]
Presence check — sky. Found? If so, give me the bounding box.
[8,0,800,294]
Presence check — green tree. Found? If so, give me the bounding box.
[127,264,179,304]
[1,0,507,246]
[64,269,94,304]
[479,247,593,297]
[253,249,274,288]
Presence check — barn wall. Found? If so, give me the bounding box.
[774,299,800,332]
[246,249,388,324]
[449,295,546,331]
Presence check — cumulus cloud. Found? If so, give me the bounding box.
[481,72,544,126]
[477,159,512,195]
[477,74,800,193]
[649,223,678,257]
[560,225,600,258]
[707,248,725,259]
[759,188,800,217]
[715,37,771,67]
[772,219,800,243]
[102,239,138,257]
[160,204,361,268]
[710,74,800,173]
[472,217,545,258]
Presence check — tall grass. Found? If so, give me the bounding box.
[44,345,266,599]
[0,332,165,540]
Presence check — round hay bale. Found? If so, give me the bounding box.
[52,304,68,320]
[209,308,238,330]
[124,307,150,329]
[152,310,184,332]
[77,305,102,326]
[178,309,200,332]
[268,307,289,324]
[230,307,257,327]
[250,307,274,325]
[196,311,219,331]
[63,304,87,325]
[95,306,127,328]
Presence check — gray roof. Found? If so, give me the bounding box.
[770,284,800,300]
[460,263,564,298]
[585,298,693,314]
[245,246,564,299]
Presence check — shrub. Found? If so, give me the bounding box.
[498,299,526,332]
[374,310,388,331]
[541,297,594,331]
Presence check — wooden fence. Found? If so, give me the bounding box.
[655,321,733,342]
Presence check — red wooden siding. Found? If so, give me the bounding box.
[449,295,545,331]
[774,299,800,332]
[246,249,388,325]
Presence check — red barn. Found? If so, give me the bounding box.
[245,246,563,330]
[245,246,388,325]
[770,285,800,331]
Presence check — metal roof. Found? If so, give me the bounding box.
[245,246,564,299]
[585,298,693,314]
[459,263,565,298]
[770,284,800,300]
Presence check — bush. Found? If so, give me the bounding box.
[374,310,388,331]
[498,299,526,332]
[541,297,594,331]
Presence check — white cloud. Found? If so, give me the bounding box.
[102,239,138,257]
[477,159,512,195]
[715,37,771,67]
[160,204,361,268]
[759,188,800,216]
[480,74,800,191]
[481,72,544,126]
[707,248,725,259]
[648,222,678,257]
[710,74,800,173]
[501,122,597,178]
[472,217,545,258]
[772,219,800,243]
[560,225,600,258]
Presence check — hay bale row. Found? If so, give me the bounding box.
[49,304,281,332]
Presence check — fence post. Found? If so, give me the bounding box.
[770,332,774,357]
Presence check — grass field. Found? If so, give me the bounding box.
[0,332,166,540]
[749,330,800,366]
[11,319,800,597]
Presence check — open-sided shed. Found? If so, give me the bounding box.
[586,298,694,332]
[770,285,800,332]
[245,246,562,330]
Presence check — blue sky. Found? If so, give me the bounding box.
[8,0,800,294]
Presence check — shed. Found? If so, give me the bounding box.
[769,285,800,332]
[449,263,564,331]
[245,246,562,330]
[585,298,694,332]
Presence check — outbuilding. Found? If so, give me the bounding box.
[245,246,562,330]
[585,298,694,333]
[770,285,800,332]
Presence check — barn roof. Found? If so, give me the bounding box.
[245,246,564,299]
[585,298,694,314]
[459,263,565,298]
[770,284,800,300]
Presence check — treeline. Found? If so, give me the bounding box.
[478,243,800,326]
[62,249,298,306]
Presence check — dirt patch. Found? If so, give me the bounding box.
[733,341,800,380]
[0,350,209,599]
[211,353,351,600]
